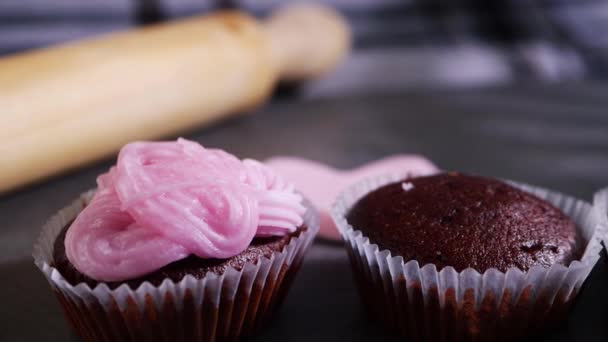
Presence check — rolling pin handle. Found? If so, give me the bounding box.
[263,4,351,82]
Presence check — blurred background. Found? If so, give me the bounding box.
[3,0,608,94]
[2,2,608,341]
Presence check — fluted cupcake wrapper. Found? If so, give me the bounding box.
[593,187,608,250]
[33,190,319,342]
[332,174,603,341]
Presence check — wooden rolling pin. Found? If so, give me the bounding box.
[0,5,350,194]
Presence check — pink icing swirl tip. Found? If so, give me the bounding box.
[65,138,305,282]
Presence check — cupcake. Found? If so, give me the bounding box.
[33,138,319,341]
[594,187,608,249]
[332,172,602,341]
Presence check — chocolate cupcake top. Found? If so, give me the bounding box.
[54,223,307,289]
[346,173,580,272]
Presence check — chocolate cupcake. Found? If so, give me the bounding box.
[333,172,602,341]
[33,139,319,342]
[594,187,608,251]
[348,174,581,273]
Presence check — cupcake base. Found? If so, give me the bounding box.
[333,175,603,341]
[352,257,577,341]
[34,191,319,342]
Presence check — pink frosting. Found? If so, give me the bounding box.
[65,139,305,282]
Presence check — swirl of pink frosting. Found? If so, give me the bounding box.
[65,139,305,282]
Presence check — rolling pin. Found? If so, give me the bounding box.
[0,5,350,194]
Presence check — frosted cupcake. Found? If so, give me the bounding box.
[333,172,603,341]
[33,138,319,341]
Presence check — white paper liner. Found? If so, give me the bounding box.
[593,187,608,250]
[332,174,603,340]
[33,190,319,342]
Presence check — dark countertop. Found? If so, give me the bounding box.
[1,83,608,341]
